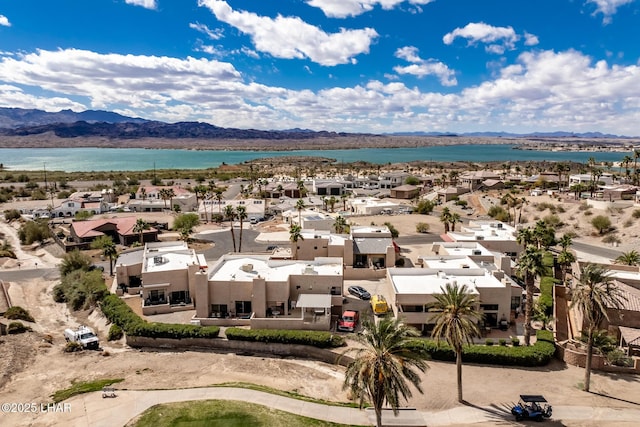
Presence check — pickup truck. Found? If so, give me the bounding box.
[337,310,359,332]
[64,325,100,350]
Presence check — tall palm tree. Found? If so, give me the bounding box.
[236,205,247,252]
[333,215,348,234]
[193,184,208,216]
[166,188,176,211]
[621,155,633,183]
[90,235,117,276]
[289,224,303,259]
[158,188,170,208]
[614,250,640,266]
[224,205,237,252]
[430,283,482,403]
[342,317,430,427]
[517,245,546,346]
[440,207,452,233]
[557,249,576,287]
[133,218,149,245]
[295,199,306,225]
[571,264,626,391]
[516,226,535,248]
[633,149,640,185]
[450,212,461,232]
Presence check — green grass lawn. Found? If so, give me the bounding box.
[129,400,364,427]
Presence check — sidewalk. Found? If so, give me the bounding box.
[17,386,640,427]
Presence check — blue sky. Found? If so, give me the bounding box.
[0,1,639,135]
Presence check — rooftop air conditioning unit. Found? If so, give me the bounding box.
[497,223,503,229]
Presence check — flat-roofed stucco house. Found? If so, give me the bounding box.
[193,255,344,330]
[388,255,521,334]
[115,242,206,315]
[444,220,522,258]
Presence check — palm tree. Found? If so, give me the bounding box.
[621,155,633,183]
[517,245,546,346]
[633,149,640,185]
[295,199,306,225]
[166,188,176,211]
[224,205,237,252]
[90,235,117,276]
[158,188,170,209]
[440,207,452,233]
[614,250,640,266]
[289,224,303,259]
[333,215,348,234]
[516,226,535,248]
[450,212,461,232]
[133,218,149,245]
[342,317,430,427]
[328,196,337,212]
[430,283,482,403]
[139,187,147,202]
[571,264,626,391]
[193,184,208,216]
[236,205,247,252]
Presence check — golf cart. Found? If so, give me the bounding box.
[511,395,552,421]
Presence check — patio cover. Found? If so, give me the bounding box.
[296,293,332,309]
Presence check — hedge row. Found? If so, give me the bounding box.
[99,294,219,339]
[539,276,556,315]
[413,330,555,366]
[225,327,345,348]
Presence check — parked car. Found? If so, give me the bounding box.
[370,294,389,316]
[337,310,359,332]
[347,285,371,300]
[64,325,100,350]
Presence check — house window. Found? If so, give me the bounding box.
[330,286,340,295]
[480,304,499,311]
[170,290,190,305]
[235,301,252,316]
[211,304,228,318]
[511,296,521,310]
[146,289,166,305]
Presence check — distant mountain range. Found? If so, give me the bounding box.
[387,131,632,139]
[0,107,633,140]
[0,108,353,140]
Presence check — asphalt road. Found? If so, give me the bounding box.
[0,267,59,282]
[195,228,282,260]
[571,241,622,261]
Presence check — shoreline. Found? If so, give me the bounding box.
[1,134,638,152]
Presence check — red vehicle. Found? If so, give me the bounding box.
[337,310,359,332]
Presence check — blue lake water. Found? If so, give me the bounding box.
[0,145,630,172]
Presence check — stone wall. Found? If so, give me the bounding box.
[125,335,354,367]
[556,341,640,374]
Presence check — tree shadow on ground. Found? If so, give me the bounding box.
[589,391,640,406]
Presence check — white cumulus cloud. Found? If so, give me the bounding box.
[125,0,157,9]
[189,22,224,40]
[0,47,639,135]
[587,0,634,24]
[198,0,378,66]
[0,15,10,27]
[443,22,519,55]
[393,46,457,86]
[305,0,434,18]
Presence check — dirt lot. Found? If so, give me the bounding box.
[2,193,640,426]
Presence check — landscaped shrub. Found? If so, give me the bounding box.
[99,294,219,339]
[7,321,31,334]
[511,337,520,346]
[225,327,345,348]
[4,306,35,323]
[485,339,494,346]
[413,330,555,367]
[107,324,123,341]
[64,341,83,352]
[499,339,507,346]
[539,276,555,315]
